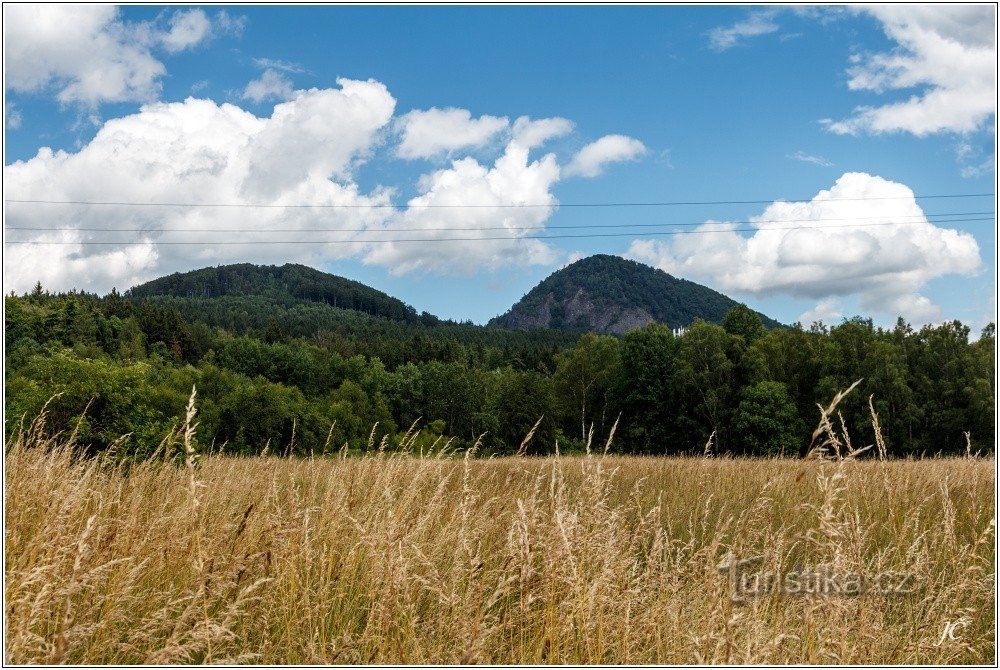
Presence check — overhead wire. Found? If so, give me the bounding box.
[5,216,994,245]
[3,192,994,209]
[4,211,993,234]
[5,191,993,245]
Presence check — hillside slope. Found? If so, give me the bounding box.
[489,254,781,334]
[127,263,420,322]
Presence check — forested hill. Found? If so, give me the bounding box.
[490,254,781,334]
[120,262,578,368]
[127,263,421,323]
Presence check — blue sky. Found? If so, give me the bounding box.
[4,5,996,330]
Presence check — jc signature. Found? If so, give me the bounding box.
[933,617,971,647]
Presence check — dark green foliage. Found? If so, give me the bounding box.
[490,254,782,332]
[553,333,621,441]
[5,269,994,459]
[733,382,805,456]
[5,354,177,457]
[723,304,768,344]
[485,368,557,455]
[672,320,740,449]
[134,294,575,369]
[127,262,419,322]
[614,323,678,453]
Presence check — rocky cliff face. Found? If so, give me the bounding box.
[500,288,656,334]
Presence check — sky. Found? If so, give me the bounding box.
[3,4,997,330]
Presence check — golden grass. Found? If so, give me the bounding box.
[4,402,996,664]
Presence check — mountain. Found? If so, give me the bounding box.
[127,263,420,323]
[123,263,580,358]
[125,258,780,339]
[489,254,781,334]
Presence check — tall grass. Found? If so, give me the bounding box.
[4,398,995,664]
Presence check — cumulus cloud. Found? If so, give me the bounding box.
[362,141,562,274]
[4,79,398,293]
[626,172,981,324]
[824,5,997,136]
[564,134,647,178]
[4,5,165,106]
[4,5,241,106]
[160,9,213,53]
[242,80,396,199]
[707,11,780,51]
[242,69,294,103]
[511,116,574,149]
[395,107,509,160]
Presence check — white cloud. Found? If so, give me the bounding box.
[4,5,241,106]
[707,11,780,51]
[789,150,834,167]
[242,80,396,199]
[511,116,574,149]
[626,172,981,324]
[395,107,509,160]
[954,140,995,179]
[7,105,23,129]
[824,5,997,136]
[4,5,165,106]
[955,140,976,162]
[798,298,843,326]
[214,11,248,39]
[4,79,398,294]
[362,141,562,275]
[560,251,587,269]
[160,9,213,53]
[564,134,647,178]
[960,157,995,179]
[242,69,294,103]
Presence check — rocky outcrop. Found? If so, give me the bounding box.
[490,254,781,334]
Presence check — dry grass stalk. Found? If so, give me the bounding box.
[806,379,863,460]
[703,430,716,457]
[515,415,544,456]
[869,394,888,461]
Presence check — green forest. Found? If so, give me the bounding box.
[5,278,995,458]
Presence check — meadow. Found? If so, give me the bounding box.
[4,393,995,665]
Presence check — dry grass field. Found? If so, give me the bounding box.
[4,399,996,664]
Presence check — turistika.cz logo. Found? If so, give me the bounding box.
[718,556,917,604]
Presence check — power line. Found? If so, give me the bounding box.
[6,217,993,245]
[2,192,994,209]
[5,211,993,234]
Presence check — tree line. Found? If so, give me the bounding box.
[5,284,994,458]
